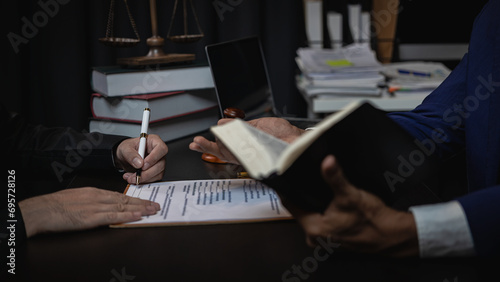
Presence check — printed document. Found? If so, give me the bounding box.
[112,179,293,227]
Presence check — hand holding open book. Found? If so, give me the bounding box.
[190,117,305,164]
[210,101,443,212]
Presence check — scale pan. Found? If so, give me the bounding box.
[168,34,203,43]
[98,37,140,47]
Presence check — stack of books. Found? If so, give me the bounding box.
[295,43,385,98]
[89,63,220,142]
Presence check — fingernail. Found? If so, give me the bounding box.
[142,162,151,171]
[146,205,157,214]
[132,157,142,168]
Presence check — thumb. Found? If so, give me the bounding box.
[321,155,351,197]
[121,140,144,169]
[130,152,144,169]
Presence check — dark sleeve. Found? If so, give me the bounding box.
[457,186,500,256]
[5,107,128,179]
[2,104,127,250]
[390,0,500,257]
[386,53,468,160]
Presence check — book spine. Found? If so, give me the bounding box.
[92,105,218,124]
[90,88,218,122]
[92,66,214,97]
[89,107,220,142]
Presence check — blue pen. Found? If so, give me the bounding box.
[397,69,432,77]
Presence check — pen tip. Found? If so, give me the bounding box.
[136,176,140,185]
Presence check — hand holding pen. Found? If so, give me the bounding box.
[114,108,168,184]
[136,108,151,184]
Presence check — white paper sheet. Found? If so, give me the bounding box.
[113,179,293,227]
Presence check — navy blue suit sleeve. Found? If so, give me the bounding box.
[387,54,468,159]
[457,186,500,256]
[388,0,500,257]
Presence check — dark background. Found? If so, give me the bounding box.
[395,0,488,44]
[4,0,491,132]
[322,0,488,45]
[4,0,308,131]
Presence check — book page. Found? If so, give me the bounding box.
[242,121,289,158]
[211,119,288,178]
[276,99,365,174]
[111,179,292,227]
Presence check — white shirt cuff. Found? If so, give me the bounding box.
[409,201,476,257]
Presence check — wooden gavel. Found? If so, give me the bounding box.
[201,107,245,164]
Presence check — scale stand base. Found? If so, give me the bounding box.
[117,53,195,66]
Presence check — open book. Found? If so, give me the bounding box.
[211,101,442,212]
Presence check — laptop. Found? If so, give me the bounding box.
[205,36,319,128]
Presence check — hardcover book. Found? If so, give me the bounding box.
[210,101,443,212]
[90,107,219,142]
[90,89,218,123]
[91,64,214,97]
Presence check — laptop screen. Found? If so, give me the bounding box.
[205,36,274,119]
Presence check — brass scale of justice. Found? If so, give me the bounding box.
[99,0,203,65]
[99,0,245,164]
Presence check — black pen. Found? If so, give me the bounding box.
[136,108,150,185]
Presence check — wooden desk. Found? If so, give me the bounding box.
[11,132,493,281]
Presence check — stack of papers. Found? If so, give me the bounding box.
[296,44,385,98]
[382,62,451,96]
